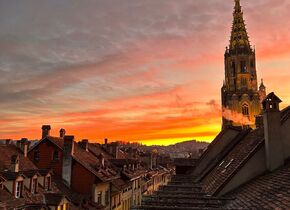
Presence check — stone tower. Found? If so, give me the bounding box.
[222,0,265,129]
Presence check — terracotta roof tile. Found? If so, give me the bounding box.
[0,144,38,171]
[226,163,290,209]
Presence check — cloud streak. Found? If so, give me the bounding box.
[0,0,290,144]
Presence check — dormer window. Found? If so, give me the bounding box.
[31,178,38,194]
[15,180,23,198]
[52,150,59,161]
[45,176,51,191]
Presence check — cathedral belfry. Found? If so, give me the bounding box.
[222,0,266,129]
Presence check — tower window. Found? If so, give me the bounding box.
[242,104,249,116]
[240,60,247,73]
[232,61,236,76]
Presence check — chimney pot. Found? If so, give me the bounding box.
[79,139,89,151]
[59,128,66,138]
[20,138,29,158]
[42,125,51,139]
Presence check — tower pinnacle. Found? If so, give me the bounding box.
[229,0,251,53]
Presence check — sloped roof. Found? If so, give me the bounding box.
[281,105,290,124]
[198,129,250,181]
[226,163,290,209]
[202,129,264,195]
[73,142,119,182]
[0,144,38,171]
[88,143,113,159]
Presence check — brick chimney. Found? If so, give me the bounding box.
[62,135,74,187]
[262,92,284,171]
[19,138,29,158]
[59,128,66,139]
[104,138,108,149]
[41,125,51,139]
[79,139,89,152]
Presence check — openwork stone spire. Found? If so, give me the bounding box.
[229,0,251,53]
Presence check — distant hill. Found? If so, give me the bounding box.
[120,140,209,158]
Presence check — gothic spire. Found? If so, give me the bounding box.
[229,0,251,52]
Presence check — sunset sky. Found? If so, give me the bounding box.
[1,0,290,145]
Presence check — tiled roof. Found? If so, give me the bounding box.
[73,142,119,182]
[202,129,264,195]
[198,129,250,181]
[281,105,290,124]
[0,188,25,209]
[112,178,131,191]
[88,143,113,159]
[44,193,66,205]
[226,163,290,209]
[110,159,146,180]
[0,144,38,171]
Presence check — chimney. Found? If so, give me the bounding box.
[5,139,11,145]
[262,92,284,171]
[110,142,119,159]
[62,135,74,187]
[59,128,66,138]
[10,155,19,172]
[98,153,105,168]
[42,125,51,139]
[79,139,89,152]
[19,138,29,158]
[104,138,108,147]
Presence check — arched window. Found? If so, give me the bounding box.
[242,104,249,116]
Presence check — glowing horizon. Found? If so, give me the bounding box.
[1,0,290,145]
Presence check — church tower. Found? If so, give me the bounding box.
[222,0,265,129]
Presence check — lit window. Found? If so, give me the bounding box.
[15,181,23,198]
[242,104,249,116]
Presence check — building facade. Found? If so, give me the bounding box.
[221,0,266,129]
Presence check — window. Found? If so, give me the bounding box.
[242,104,249,116]
[105,190,109,205]
[97,192,102,204]
[232,61,236,76]
[15,181,23,198]
[31,178,38,194]
[52,150,59,161]
[240,60,247,73]
[45,176,51,191]
[34,151,40,162]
